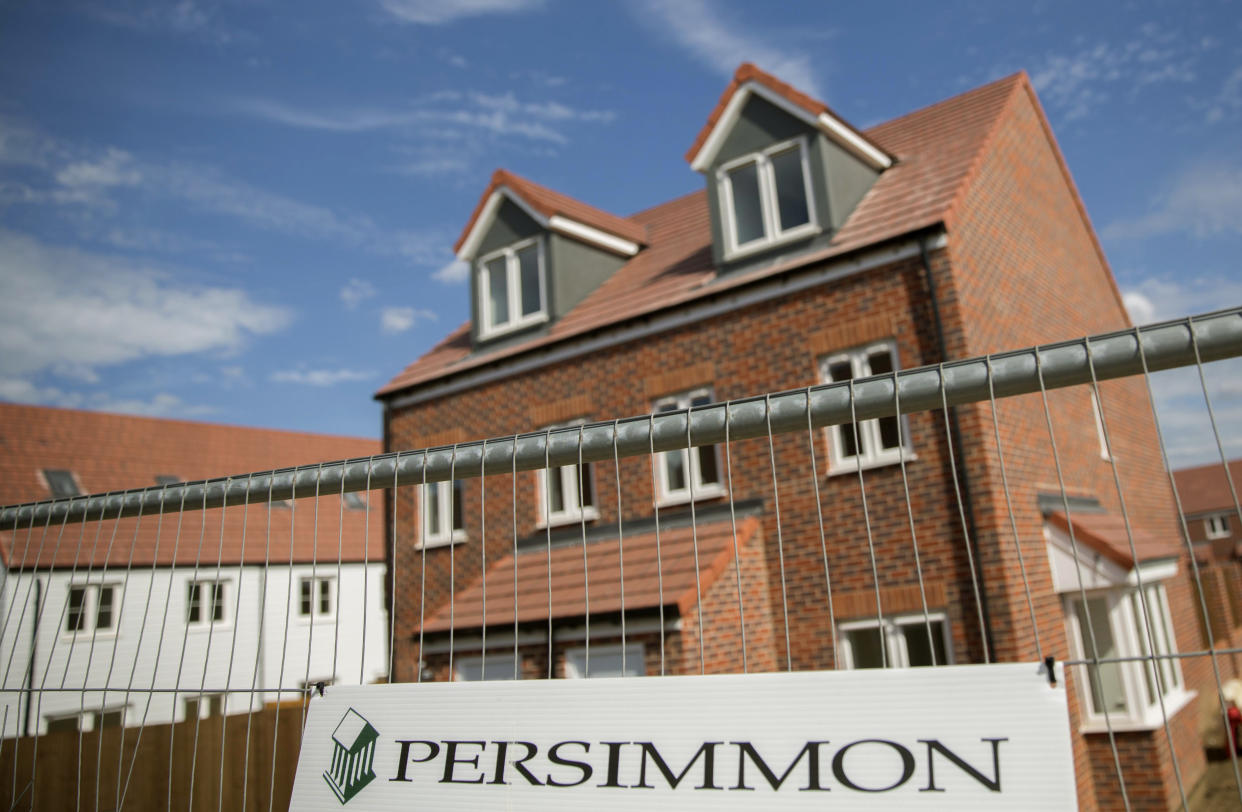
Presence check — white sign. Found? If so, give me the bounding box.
[290,663,1077,810]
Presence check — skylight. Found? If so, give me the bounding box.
[42,469,80,498]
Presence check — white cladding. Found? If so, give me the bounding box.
[0,562,387,736]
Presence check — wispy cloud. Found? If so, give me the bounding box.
[269,367,375,386]
[380,306,437,333]
[0,229,290,385]
[0,378,217,418]
[433,259,469,284]
[1102,164,1242,240]
[1026,24,1199,121]
[377,0,546,25]
[229,92,616,146]
[340,278,377,310]
[633,0,822,97]
[1119,271,1242,468]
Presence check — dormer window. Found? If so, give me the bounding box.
[717,137,817,259]
[477,237,546,338]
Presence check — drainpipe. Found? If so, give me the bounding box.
[919,236,996,661]
[25,577,40,737]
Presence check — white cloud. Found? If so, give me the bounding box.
[396,156,471,176]
[0,230,290,383]
[269,368,375,386]
[55,147,142,192]
[1103,165,1242,240]
[0,378,214,418]
[380,306,437,333]
[378,0,545,25]
[230,92,615,146]
[634,0,821,97]
[340,278,377,309]
[1121,273,1242,325]
[433,259,469,283]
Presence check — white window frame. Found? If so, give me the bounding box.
[476,236,548,339]
[298,575,336,622]
[419,480,466,549]
[1090,388,1111,461]
[184,693,226,720]
[536,422,600,528]
[1064,583,1193,732]
[63,582,121,638]
[1204,513,1230,540]
[837,612,953,669]
[454,653,522,681]
[716,136,819,261]
[820,341,913,474]
[564,642,646,678]
[185,579,228,630]
[652,388,725,506]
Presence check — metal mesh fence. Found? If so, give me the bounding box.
[1,307,1241,810]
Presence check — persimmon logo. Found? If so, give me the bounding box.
[323,708,379,805]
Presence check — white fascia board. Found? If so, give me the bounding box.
[816,111,892,170]
[689,81,891,172]
[548,215,640,256]
[456,188,549,262]
[385,231,948,410]
[1129,558,1179,586]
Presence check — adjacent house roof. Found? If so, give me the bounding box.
[1046,511,1181,569]
[0,403,383,568]
[1171,459,1242,517]
[454,168,649,258]
[419,517,760,632]
[378,70,1029,399]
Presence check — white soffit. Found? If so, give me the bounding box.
[548,216,640,256]
[689,81,892,173]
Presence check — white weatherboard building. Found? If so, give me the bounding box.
[0,403,388,736]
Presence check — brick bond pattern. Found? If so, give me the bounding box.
[385,80,1220,809]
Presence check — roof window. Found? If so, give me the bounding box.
[42,469,81,498]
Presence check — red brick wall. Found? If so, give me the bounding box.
[945,80,1207,810]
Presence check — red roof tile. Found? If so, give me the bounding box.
[378,72,1027,399]
[453,168,648,255]
[1046,511,1180,569]
[420,517,759,632]
[1172,459,1242,517]
[0,403,383,567]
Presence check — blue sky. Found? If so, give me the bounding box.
[0,0,1239,466]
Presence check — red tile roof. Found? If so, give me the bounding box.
[0,403,383,568]
[1172,459,1242,517]
[420,517,760,632]
[378,71,1028,399]
[453,168,649,255]
[1046,511,1181,569]
[684,62,889,166]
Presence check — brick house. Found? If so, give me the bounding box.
[0,403,388,736]
[376,64,1215,808]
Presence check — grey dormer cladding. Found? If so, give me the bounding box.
[469,197,627,349]
[703,93,881,274]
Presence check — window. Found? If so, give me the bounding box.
[64,584,119,635]
[1205,514,1231,540]
[537,424,598,527]
[420,480,466,548]
[42,469,80,498]
[477,237,546,337]
[717,137,817,258]
[1066,583,1188,730]
[652,390,723,505]
[184,694,225,720]
[564,643,645,678]
[821,342,910,472]
[186,580,226,628]
[838,614,951,669]
[45,708,125,732]
[299,576,335,620]
[455,653,522,681]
